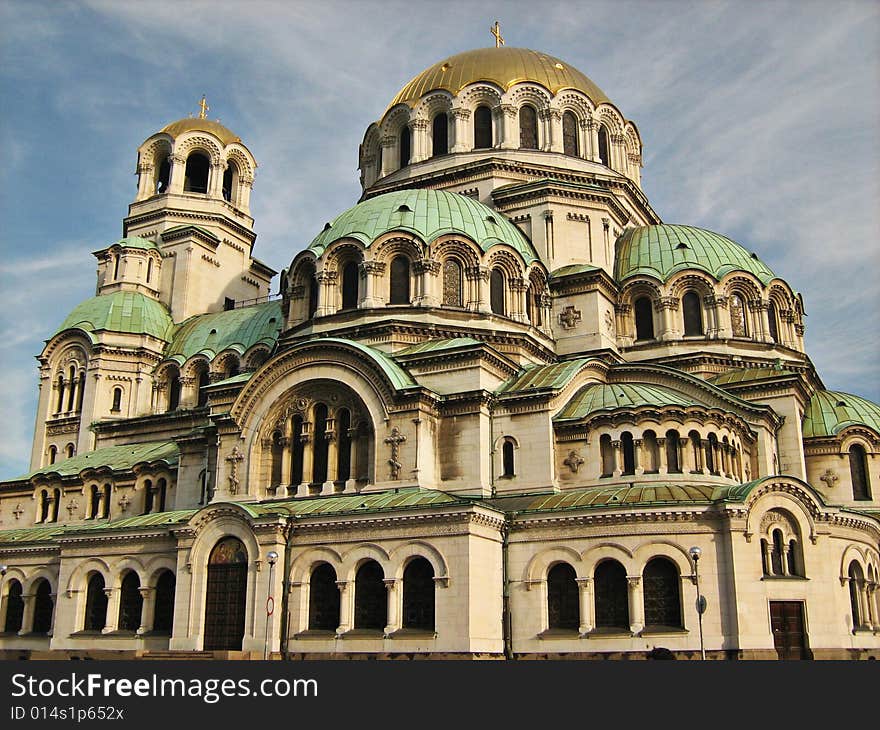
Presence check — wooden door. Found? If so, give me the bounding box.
[203,538,248,651]
[769,601,810,660]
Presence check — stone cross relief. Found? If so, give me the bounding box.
[66,499,79,518]
[226,446,244,495]
[558,305,582,330]
[384,427,407,480]
[12,503,24,521]
[117,493,131,513]
[819,469,838,489]
[564,450,585,474]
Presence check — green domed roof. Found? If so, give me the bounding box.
[56,291,173,341]
[554,382,700,421]
[802,390,880,438]
[615,224,776,285]
[308,189,538,264]
[110,236,158,251]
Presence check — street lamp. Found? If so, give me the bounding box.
[688,546,707,660]
[0,565,7,627]
[264,551,279,660]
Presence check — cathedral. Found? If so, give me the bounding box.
[0,41,878,660]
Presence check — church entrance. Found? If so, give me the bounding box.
[203,537,248,651]
[769,601,810,660]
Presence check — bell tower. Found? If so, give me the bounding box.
[124,99,276,322]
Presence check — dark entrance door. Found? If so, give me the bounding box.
[204,537,248,651]
[769,601,810,660]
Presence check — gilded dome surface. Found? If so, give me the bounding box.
[385,47,610,116]
[160,117,241,146]
[614,224,776,285]
[308,189,538,263]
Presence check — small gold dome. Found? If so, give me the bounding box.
[385,47,610,118]
[160,118,241,146]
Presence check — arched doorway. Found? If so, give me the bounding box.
[204,537,248,651]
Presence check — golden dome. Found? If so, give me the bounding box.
[385,47,610,117]
[160,118,241,146]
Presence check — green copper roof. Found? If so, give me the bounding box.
[709,366,796,386]
[307,337,419,390]
[165,301,282,364]
[26,441,179,481]
[489,483,719,514]
[497,358,596,394]
[110,236,158,251]
[549,263,602,278]
[55,291,173,341]
[308,189,538,264]
[802,390,880,438]
[615,224,776,285]
[554,382,698,421]
[395,337,483,356]
[251,488,463,518]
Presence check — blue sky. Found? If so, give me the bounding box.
[0,0,877,478]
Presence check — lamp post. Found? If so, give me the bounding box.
[688,546,707,660]
[264,551,279,660]
[0,565,7,629]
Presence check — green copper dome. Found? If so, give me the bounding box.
[554,382,700,421]
[802,390,880,438]
[615,224,776,285]
[110,236,158,251]
[56,291,173,341]
[308,189,538,264]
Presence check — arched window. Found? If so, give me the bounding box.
[665,430,681,473]
[55,373,65,413]
[634,297,654,340]
[32,579,54,635]
[849,562,865,630]
[643,430,659,473]
[600,433,614,477]
[689,431,702,472]
[402,557,435,631]
[52,488,61,522]
[597,125,610,166]
[337,408,352,482]
[771,529,785,575]
[146,257,153,283]
[155,156,170,194]
[562,111,579,156]
[102,483,111,519]
[354,560,386,630]
[183,152,209,194]
[682,292,703,336]
[706,433,719,474]
[474,105,493,149]
[308,563,340,631]
[48,445,57,465]
[432,113,448,156]
[621,432,635,475]
[156,478,167,513]
[312,404,329,484]
[307,274,319,318]
[389,256,410,305]
[222,160,238,202]
[730,294,748,337]
[547,563,579,630]
[291,415,304,486]
[89,485,100,519]
[399,126,411,167]
[197,367,210,408]
[113,254,120,280]
[270,431,284,487]
[849,444,871,500]
[39,489,50,523]
[341,261,359,310]
[3,580,23,633]
[118,572,143,632]
[225,359,239,379]
[76,371,85,412]
[143,479,153,515]
[67,365,77,411]
[767,301,780,343]
[83,573,108,631]
[490,268,505,315]
[643,558,682,629]
[442,259,463,307]
[502,439,515,477]
[519,105,538,149]
[153,571,176,634]
[66,443,75,459]
[594,560,629,630]
[111,387,123,413]
[167,371,181,412]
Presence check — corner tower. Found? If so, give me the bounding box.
[125,100,276,321]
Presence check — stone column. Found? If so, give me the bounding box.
[300,430,313,492]
[18,593,36,635]
[413,259,440,307]
[763,542,773,575]
[383,579,399,635]
[239,175,254,212]
[167,153,186,194]
[657,437,668,475]
[379,135,396,177]
[102,588,118,633]
[633,438,644,475]
[467,265,491,313]
[627,576,644,634]
[657,297,679,340]
[576,577,593,635]
[450,108,471,153]
[324,420,338,493]
[752,299,772,343]
[359,261,385,308]
[279,436,292,495]
[138,587,155,634]
[209,160,225,198]
[497,104,518,149]
[315,270,338,317]
[346,427,360,492]
[611,440,623,478]
[510,277,529,323]
[335,581,351,634]
[409,119,430,163]
[136,162,154,200]
[586,119,599,161]
[541,109,563,152]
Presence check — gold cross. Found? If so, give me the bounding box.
[198,95,209,119]
[490,20,504,47]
